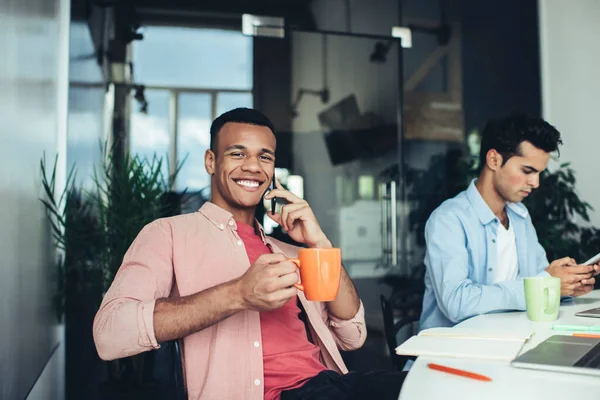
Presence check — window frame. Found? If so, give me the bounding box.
[130,85,253,190]
[128,23,254,191]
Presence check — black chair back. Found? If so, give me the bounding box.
[172,340,186,400]
[380,287,423,370]
[150,340,186,399]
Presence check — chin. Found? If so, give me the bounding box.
[512,194,527,202]
[232,195,263,209]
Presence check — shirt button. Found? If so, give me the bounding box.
[488,268,493,272]
[254,341,260,348]
[254,379,261,386]
[219,223,224,229]
[237,240,243,246]
[492,239,496,243]
[229,220,234,226]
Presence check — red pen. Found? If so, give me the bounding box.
[427,363,492,382]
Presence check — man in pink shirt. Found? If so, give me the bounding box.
[93,108,407,399]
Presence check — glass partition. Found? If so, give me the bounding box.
[257,28,467,333]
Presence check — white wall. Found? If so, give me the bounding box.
[538,0,600,227]
[0,0,69,397]
[26,327,65,400]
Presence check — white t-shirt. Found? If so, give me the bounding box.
[493,215,519,284]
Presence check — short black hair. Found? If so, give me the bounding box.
[478,114,563,169]
[209,107,275,151]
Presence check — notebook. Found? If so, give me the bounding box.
[395,328,533,361]
[418,327,533,341]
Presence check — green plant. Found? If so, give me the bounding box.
[94,150,185,390]
[524,163,600,265]
[406,147,476,248]
[40,146,188,394]
[40,155,103,323]
[93,151,183,293]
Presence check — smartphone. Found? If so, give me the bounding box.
[270,171,276,214]
[584,251,600,265]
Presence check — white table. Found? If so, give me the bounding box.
[399,291,600,399]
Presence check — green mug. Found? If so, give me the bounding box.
[524,276,560,321]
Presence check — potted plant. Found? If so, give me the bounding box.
[40,147,187,399]
[40,155,104,324]
[524,162,600,270]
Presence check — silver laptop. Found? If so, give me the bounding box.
[511,335,600,376]
[576,307,600,318]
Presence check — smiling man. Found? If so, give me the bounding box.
[420,114,600,330]
[93,108,406,400]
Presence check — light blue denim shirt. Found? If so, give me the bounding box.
[419,180,550,330]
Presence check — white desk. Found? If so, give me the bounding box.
[399,291,600,400]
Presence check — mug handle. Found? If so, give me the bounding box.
[544,284,559,315]
[288,259,303,291]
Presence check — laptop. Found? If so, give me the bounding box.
[576,307,600,318]
[511,335,600,376]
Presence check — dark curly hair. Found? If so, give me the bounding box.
[210,108,275,152]
[478,114,563,170]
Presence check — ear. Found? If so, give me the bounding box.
[486,149,503,171]
[205,149,215,175]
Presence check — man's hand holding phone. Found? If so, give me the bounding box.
[546,257,599,296]
[264,179,331,248]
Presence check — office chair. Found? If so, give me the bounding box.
[171,340,186,400]
[380,290,423,370]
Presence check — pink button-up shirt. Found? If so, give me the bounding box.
[93,202,367,400]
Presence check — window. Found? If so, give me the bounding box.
[132,26,252,89]
[68,21,105,190]
[70,22,104,84]
[129,89,171,179]
[67,86,106,191]
[129,26,253,193]
[176,93,212,192]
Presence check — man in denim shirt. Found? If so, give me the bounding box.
[420,115,600,330]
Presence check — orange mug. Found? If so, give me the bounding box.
[289,248,342,301]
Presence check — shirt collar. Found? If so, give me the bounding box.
[466,179,528,225]
[506,201,529,219]
[466,179,496,225]
[199,201,267,243]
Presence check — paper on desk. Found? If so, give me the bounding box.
[419,327,534,341]
[395,328,532,361]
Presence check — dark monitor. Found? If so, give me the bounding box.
[319,95,398,165]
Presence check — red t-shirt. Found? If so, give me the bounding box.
[236,222,327,400]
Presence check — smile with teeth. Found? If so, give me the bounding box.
[235,180,261,188]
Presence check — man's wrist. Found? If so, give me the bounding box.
[225,278,248,313]
[309,237,333,249]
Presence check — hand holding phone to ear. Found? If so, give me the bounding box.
[264,179,331,248]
